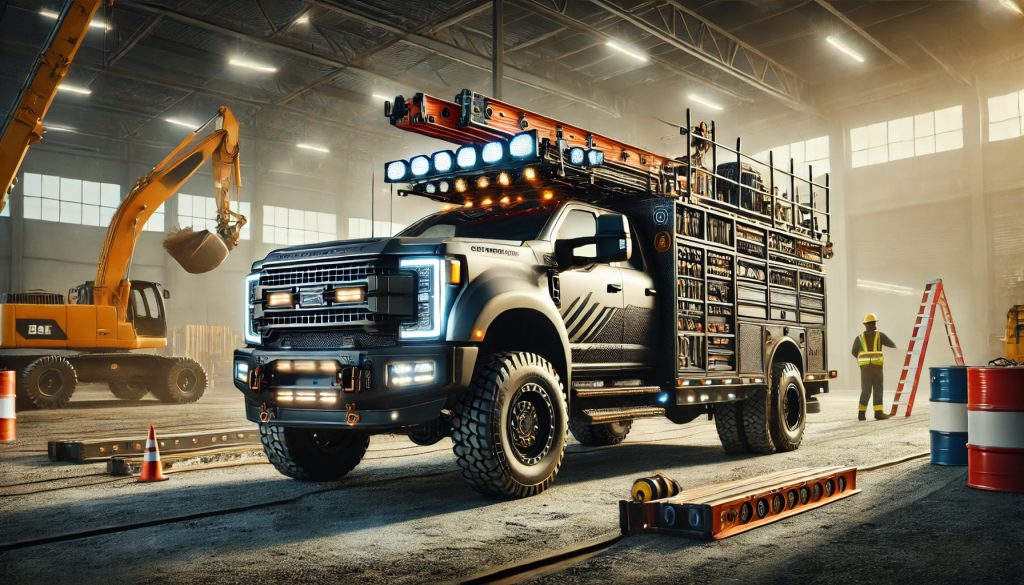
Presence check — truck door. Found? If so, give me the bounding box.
[616,221,656,368]
[128,281,168,338]
[552,206,624,367]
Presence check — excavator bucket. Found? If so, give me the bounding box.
[164,228,230,274]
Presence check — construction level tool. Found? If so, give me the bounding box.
[889,279,965,417]
[620,466,859,540]
[48,428,259,463]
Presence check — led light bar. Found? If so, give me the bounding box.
[383,131,539,183]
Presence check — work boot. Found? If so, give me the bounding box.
[874,411,891,420]
[858,411,866,421]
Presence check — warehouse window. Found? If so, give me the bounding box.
[21,172,121,226]
[347,218,406,239]
[140,202,166,232]
[850,105,963,168]
[754,136,830,176]
[178,194,251,240]
[988,89,1024,142]
[262,205,336,245]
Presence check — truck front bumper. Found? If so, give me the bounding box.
[233,344,478,431]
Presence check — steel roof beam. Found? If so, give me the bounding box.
[813,0,909,69]
[584,0,816,112]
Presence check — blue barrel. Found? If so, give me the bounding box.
[929,366,969,466]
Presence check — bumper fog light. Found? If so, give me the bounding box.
[234,361,249,382]
[387,360,437,387]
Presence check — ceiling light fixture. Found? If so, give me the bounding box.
[228,57,278,73]
[605,40,649,63]
[826,35,865,63]
[46,124,76,133]
[372,93,391,101]
[294,14,310,24]
[165,118,198,129]
[688,94,724,111]
[855,279,914,296]
[297,143,330,153]
[1000,0,1023,15]
[57,83,91,95]
[40,8,109,30]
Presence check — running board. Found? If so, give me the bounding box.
[583,406,666,424]
[620,466,860,540]
[575,386,662,399]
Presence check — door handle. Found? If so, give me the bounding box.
[644,288,657,296]
[607,283,623,293]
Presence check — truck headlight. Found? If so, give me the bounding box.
[399,257,445,340]
[244,274,260,344]
[387,360,436,387]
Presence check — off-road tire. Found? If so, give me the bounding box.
[152,358,207,404]
[19,356,77,409]
[568,418,631,446]
[108,380,150,401]
[769,362,806,452]
[451,352,567,499]
[740,385,776,454]
[714,402,748,454]
[260,424,370,481]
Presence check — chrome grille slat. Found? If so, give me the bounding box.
[260,262,378,288]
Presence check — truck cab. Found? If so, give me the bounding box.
[235,89,833,498]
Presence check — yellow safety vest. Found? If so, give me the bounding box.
[858,332,884,367]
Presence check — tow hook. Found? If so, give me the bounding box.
[345,403,361,426]
[258,402,276,423]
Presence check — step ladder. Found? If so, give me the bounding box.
[889,279,965,417]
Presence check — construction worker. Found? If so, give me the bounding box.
[852,313,896,420]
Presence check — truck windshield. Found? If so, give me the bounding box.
[398,199,557,241]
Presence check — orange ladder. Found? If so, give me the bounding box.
[889,279,965,417]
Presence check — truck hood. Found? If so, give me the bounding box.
[253,236,530,269]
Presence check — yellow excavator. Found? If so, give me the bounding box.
[1005,305,1024,364]
[1,2,246,408]
[0,106,246,408]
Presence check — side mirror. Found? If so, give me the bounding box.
[554,214,631,270]
[163,289,171,300]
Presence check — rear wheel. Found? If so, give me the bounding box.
[260,424,370,481]
[451,352,567,499]
[20,356,77,409]
[152,358,207,404]
[740,385,776,454]
[769,362,806,452]
[714,402,748,454]
[108,380,150,401]
[569,418,631,446]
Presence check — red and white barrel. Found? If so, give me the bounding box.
[0,370,15,443]
[967,367,1024,493]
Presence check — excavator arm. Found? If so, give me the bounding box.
[92,106,246,314]
[0,0,105,215]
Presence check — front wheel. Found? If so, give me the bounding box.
[260,424,370,481]
[451,352,567,499]
[152,358,207,404]
[20,356,77,409]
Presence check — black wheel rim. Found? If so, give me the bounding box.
[37,369,64,397]
[783,382,803,431]
[175,369,198,394]
[507,382,555,466]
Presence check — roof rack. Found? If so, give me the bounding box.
[383,89,830,241]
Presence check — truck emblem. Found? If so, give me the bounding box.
[299,287,326,307]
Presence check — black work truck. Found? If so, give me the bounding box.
[235,89,835,498]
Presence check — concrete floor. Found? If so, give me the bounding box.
[1,383,1020,584]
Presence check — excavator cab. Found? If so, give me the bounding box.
[70,280,168,338]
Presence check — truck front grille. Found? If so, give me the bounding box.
[260,308,374,328]
[260,262,379,288]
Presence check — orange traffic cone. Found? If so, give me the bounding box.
[137,423,168,482]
